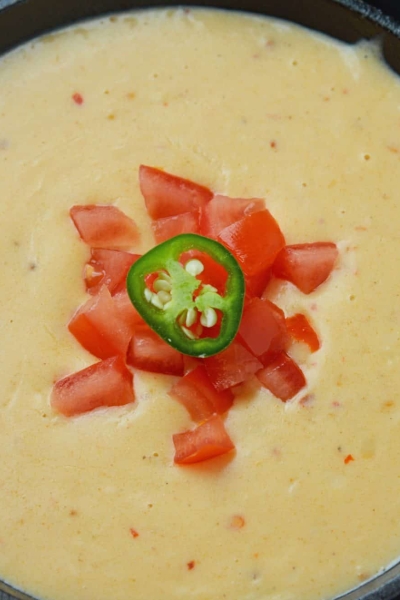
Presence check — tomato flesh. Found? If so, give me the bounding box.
[68,286,136,359]
[84,248,140,296]
[51,356,134,416]
[204,339,262,391]
[218,209,285,277]
[273,242,338,294]
[173,414,235,465]
[152,211,200,244]
[239,298,289,358]
[70,205,139,249]
[257,352,306,401]
[286,313,320,352]
[169,365,234,422]
[112,289,145,330]
[139,165,212,219]
[127,324,184,376]
[245,269,272,300]
[200,194,265,239]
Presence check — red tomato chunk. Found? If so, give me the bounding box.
[112,289,145,330]
[200,195,265,239]
[51,356,134,416]
[218,209,285,277]
[139,165,212,219]
[273,242,338,294]
[286,313,320,352]
[127,324,184,376]
[70,205,139,249]
[152,211,200,244]
[239,298,288,359]
[257,352,306,401]
[169,365,233,422]
[173,414,235,465]
[204,339,262,391]
[84,248,140,296]
[245,269,273,300]
[68,286,136,359]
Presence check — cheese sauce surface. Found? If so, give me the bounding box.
[1,8,400,600]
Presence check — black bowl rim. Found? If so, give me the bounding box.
[0,1,400,600]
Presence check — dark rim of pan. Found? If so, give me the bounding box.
[0,1,399,599]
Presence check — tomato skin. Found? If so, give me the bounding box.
[139,165,212,219]
[256,352,306,401]
[173,414,235,465]
[273,242,338,294]
[112,289,145,329]
[127,324,184,376]
[200,195,265,239]
[84,248,140,296]
[204,339,262,391]
[245,269,272,300]
[152,211,200,244]
[218,210,285,277]
[169,365,234,422]
[286,313,320,352]
[51,356,134,416]
[70,205,139,249]
[238,298,289,358]
[68,286,135,359]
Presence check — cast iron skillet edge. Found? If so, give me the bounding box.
[0,0,399,599]
[0,0,400,58]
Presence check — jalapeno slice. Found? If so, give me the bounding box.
[126,234,245,358]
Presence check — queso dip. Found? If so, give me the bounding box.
[1,7,400,600]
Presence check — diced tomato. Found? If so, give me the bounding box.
[51,356,134,416]
[70,205,139,249]
[183,355,202,375]
[218,210,285,277]
[257,352,306,401]
[127,323,184,376]
[204,339,262,391]
[273,242,338,294]
[112,288,145,329]
[84,248,140,296]
[152,211,200,244]
[68,286,136,359]
[173,414,235,465]
[139,165,212,219]
[245,269,272,299]
[286,313,320,352]
[200,195,265,239]
[238,298,289,358]
[179,249,228,296]
[169,365,234,422]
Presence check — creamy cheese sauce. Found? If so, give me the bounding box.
[1,8,400,600]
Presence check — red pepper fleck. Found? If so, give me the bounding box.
[299,393,315,407]
[72,93,84,106]
[344,454,355,464]
[286,313,320,353]
[187,560,195,570]
[230,514,246,530]
[129,528,139,538]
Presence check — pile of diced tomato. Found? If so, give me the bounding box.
[51,166,338,465]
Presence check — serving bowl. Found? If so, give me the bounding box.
[0,0,400,599]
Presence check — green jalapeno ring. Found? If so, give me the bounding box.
[126,233,245,358]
